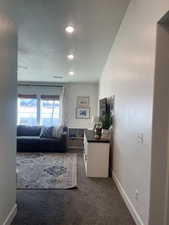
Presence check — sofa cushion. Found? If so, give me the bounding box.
[39,137,59,143]
[17,125,41,136]
[39,137,64,153]
[17,136,41,144]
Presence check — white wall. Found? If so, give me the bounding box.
[0,3,17,225]
[99,1,169,225]
[64,83,98,128]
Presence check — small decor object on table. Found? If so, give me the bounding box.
[94,122,102,139]
[76,107,90,119]
[77,96,89,107]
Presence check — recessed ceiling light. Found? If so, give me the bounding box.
[65,26,74,33]
[67,54,74,60]
[69,71,75,76]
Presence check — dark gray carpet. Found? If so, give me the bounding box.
[12,150,136,225]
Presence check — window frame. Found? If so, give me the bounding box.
[40,95,60,127]
[17,94,61,126]
[17,94,38,126]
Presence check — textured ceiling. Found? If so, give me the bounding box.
[17,0,130,83]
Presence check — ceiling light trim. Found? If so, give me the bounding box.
[65,25,74,34]
[67,54,74,60]
[69,71,75,76]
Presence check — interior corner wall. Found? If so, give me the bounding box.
[0,4,17,225]
[63,83,98,129]
[99,0,169,225]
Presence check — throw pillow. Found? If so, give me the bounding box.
[53,125,64,138]
[40,126,54,138]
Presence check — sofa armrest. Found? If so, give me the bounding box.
[60,132,68,151]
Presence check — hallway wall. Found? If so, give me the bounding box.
[0,1,17,225]
[99,1,169,225]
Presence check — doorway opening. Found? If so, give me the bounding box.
[149,11,169,225]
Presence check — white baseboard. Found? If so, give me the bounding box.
[112,172,145,225]
[3,204,17,225]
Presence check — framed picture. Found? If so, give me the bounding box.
[76,107,90,119]
[77,96,89,107]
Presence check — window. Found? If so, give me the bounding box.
[40,95,60,127]
[17,94,61,127]
[17,95,37,126]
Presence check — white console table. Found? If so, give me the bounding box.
[83,130,110,177]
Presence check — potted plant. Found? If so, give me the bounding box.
[101,112,112,138]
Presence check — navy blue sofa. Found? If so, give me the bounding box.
[17,125,68,153]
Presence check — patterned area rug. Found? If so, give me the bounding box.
[16,153,77,190]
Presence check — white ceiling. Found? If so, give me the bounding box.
[17,0,130,83]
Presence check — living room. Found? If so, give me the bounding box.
[14,0,129,222]
[17,83,98,152]
[1,0,169,225]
